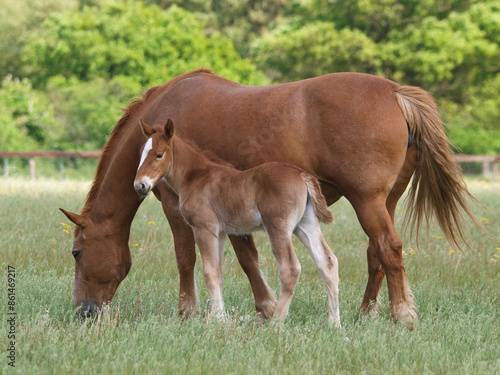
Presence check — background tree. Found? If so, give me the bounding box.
[0,0,498,155]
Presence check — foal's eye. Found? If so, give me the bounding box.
[156,153,163,159]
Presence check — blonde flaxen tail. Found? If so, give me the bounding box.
[394,85,490,251]
[301,173,335,224]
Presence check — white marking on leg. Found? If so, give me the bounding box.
[138,138,153,170]
[295,204,341,328]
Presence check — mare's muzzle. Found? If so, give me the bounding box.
[76,300,100,318]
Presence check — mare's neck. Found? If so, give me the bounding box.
[87,126,144,231]
[165,136,215,195]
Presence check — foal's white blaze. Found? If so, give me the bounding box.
[138,138,153,170]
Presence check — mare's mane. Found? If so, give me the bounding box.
[81,68,214,215]
[182,138,236,169]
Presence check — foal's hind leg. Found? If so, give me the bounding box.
[294,206,341,328]
[264,224,301,322]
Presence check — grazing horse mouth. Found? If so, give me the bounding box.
[76,300,100,318]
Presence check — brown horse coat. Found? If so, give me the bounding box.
[134,119,340,325]
[61,69,484,328]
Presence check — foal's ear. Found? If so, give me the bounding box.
[164,118,174,140]
[139,118,154,137]
[59,208,87,228]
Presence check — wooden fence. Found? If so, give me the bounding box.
[0,151,499,182]
[0,151,101,180]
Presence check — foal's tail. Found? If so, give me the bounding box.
[301,173,335,224]
[394,86,489,250]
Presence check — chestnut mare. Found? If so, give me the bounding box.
[61,69,482,328]
[134,118,340,326]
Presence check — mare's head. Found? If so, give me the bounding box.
[134,118,174,197]
[59,208,132,318]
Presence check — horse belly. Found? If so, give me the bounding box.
[219,206,264,235]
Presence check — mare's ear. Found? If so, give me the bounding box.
[139,118,154,137]
[164,118,174,140]
[59,208,87,228]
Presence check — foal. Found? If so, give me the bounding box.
[134,118,340,327]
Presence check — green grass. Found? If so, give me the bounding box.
[0,177,498,374]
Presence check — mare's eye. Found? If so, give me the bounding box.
[156,153,163,159]
[72,249,82,260]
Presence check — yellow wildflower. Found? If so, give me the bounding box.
[479,217,490,224]
[449,250,456,255]
[402,250,407,256]
[433,234,444,240]
[409,249,416,255]
[135,243,139,247]
[63,229,70,235]
[490,259,497,263]
[147,221,155,226]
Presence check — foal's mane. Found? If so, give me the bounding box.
[81,68,214,215]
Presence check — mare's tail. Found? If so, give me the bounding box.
[301,173,335,224]
[394,86,489,250]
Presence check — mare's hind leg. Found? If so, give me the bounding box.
[154,181,199,318]
[294,205,341,328]
[359,147,416,318]
[229,235,277,323]
[264,224,301,322]
[352,197,417,329]
[359,242,385,316]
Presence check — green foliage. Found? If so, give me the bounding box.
[253,21,381,81]
[14,0,267,150]
[0,0,78,79]
[0,76,59,151]
[23,0,267,88]
[0,0,498,154]
[46,75,139,150]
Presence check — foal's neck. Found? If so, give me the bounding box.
[166,136,220,194]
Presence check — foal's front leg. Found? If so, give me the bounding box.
[193,227,225,320]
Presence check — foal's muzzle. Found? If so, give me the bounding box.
[134,180,152,196]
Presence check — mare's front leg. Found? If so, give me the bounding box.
[153,180,199,318]
[193,227,226,320]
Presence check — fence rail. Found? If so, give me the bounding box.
[0,151,101,180]
[0,151,499,182]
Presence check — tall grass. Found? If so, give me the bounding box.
[0,178,498,374]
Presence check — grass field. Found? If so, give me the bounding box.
[0,177,498,374]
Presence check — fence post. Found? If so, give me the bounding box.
[3,158,8,179]
[493,163,499,183]
[58,159,64,180]
[482,161,491,176]
[29,158,35,181]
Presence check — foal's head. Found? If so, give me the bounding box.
[134,118,174,196]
